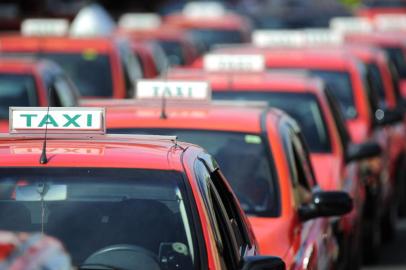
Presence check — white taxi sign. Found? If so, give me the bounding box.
[303,29,343,45]
[329,17,373,33]
[375,14,406,31]
[183,1,226,18]
[21,18,69,36]
[9,107,105,134]
[118,13,162,30]
[203,54,265,72]
[136,80,211,101]
[252,30,305,47]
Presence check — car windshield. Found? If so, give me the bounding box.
[0,73,37,119]
[213,92,331,153]
[1,52,114,97]
[41,52,114,97]
[186,28,244,50]
[0,168,197,269]
[159,41,186,66]
[110,129,279,217]
[270,68,357,119]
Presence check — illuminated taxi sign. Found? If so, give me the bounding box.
[9,107,105,134]
[253,29,342,47]
[203,54,265,72]
[252,30,305,47]
[329,17,373,33]
[21,18,69,36]
[375,14,406,31]
[118,13,162,30]
[303,29,343,45]
[136,80,211,101]
[183,1,226,18]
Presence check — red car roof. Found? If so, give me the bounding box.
[0,134,188,171]
[167,70,324,92]
[0,35,115,53]
[106,104,282,134]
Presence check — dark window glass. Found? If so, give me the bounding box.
[270,68,357,119]
[0,73,38,119]
[384,47,406,79]
[159,41,186,66]
[1,52,114,97]
[111,129,279,217]
[364,0,406,7]
[41,52,113,97]
[213,92,332,153]
[367,63,386,107]
[186,29,244,51]
[0,168,197,269]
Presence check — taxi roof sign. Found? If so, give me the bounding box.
[136,80,211,101]
[183,1,226,18]
[252,29,342,47]
[375,14,406,31]
[9,107,105,134]
[329,17,373,33]
[21,18,69,37]
[118,13,162,30]
[252,30,305,47]
[203,54,265,72]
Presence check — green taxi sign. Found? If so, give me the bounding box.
[136,80,211,101]
[9,107,105,134]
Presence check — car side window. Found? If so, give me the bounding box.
[41,72,62,107]
[194,160,241,269]
[324,87,352,154]
[281,123,313,207]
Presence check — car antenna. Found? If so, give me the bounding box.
[39,87,52,164]
[160,62,170,119]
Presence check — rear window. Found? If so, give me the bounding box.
[213,92,332,153]
[0,168,198,269]
[0,73,38,119]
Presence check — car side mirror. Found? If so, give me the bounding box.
[299,191,353,222]
[346,141,382,163]
[242,256,285,270]
[375,108,403,126]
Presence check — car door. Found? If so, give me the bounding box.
[194,156,256,269]
[282,121,336,270]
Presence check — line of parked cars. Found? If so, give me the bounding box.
[0,1,405,269]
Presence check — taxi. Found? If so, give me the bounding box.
[0,18,143,99]
[163,2,251,52]
[0,106,285,270]
[166,64,371,269]
[117,13,199,66]
[356,0,406,19]
[192,46,393,259]
[0,57,80,132]
[102,80,353,270]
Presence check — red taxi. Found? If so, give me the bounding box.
[163,2,251,52]
[167,67,373,269]
[0,106,285,270]
[192,46,394,259]
[357,0,406,19]
[0,19,143,99]
[0,57,79,132]
[100,80,353,270]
